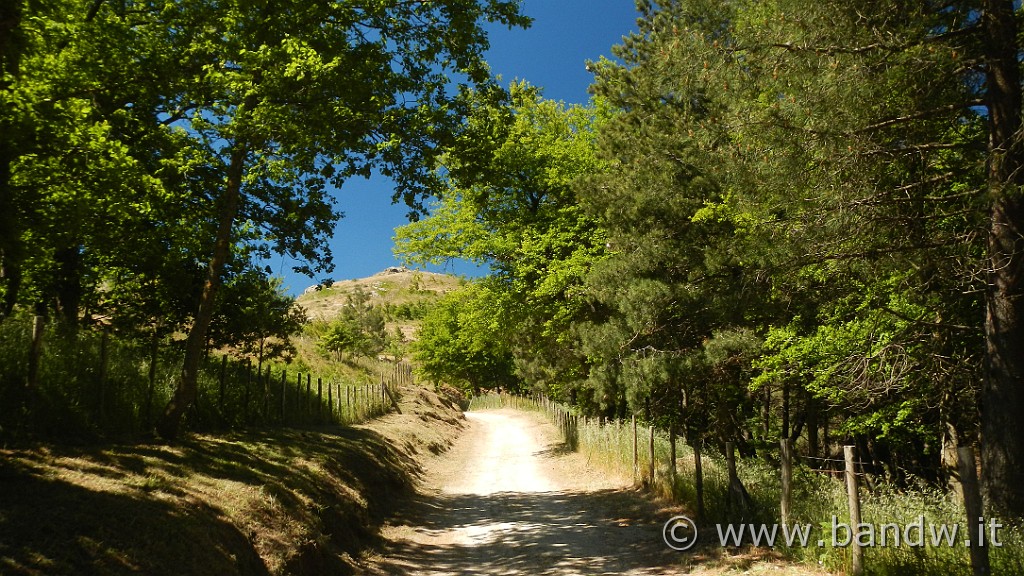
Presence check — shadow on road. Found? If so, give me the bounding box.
[366,487,682,575]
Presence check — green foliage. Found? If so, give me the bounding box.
[575,1,770,436]
[318,288,386,361]
[385,301,433,322]
[412,282,517,393]
[396,83,608,397]
[0,308,398,440]
[209,270,308,365]
[562,0,989,466]
[0,0,530,437]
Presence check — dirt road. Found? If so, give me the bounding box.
[360,409,685,575]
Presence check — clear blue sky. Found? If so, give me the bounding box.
[272,1,640,295]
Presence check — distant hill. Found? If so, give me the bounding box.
[296,267,465,340]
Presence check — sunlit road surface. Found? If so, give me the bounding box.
[361,409,683,576]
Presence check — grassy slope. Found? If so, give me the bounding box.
[288,268,463,381]
[297,267,463,339]
[0,385,466,576]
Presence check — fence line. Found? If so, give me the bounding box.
[0,315,416,437]
[468,391,1018,576]
[206,357,414,428]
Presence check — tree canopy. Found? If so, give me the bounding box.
[399,0,1024,518]
[396,83,607,396]
[0,0,530,439]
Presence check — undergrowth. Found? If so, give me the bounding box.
[0,314,398,442]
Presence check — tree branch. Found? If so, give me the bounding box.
[852,100,985,134]
[880,306,977,332]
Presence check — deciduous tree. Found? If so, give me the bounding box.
[154,0,529,440]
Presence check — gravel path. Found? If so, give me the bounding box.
[359,409,684,575]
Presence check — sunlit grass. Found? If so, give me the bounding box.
[0,313,400,441]
[0,416,442,575]
[484,393,1024,576]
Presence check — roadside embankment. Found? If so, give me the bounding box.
[0,384,465,575]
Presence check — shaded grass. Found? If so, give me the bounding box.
[0,313,397,443]
[0,384,463,575]
[476,393,1024,576]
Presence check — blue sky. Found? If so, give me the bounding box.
[272,1,641,295]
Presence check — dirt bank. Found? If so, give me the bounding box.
[0,385,465,575]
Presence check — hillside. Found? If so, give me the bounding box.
[0,384,467,576]
[296,267,464,341]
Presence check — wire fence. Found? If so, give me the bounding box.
[193,354,411,430]
[0,316,412,439]
[468,391,1024,576]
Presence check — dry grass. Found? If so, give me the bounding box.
[0,383,465,576]
[289,268,463,377]
[296,268,462,319]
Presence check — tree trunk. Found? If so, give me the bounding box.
[0,140,22,321]
[781,380,790,439]
[156,143,247,441]
[806,396,819,460]
[981,0,1024,518]
[54,245,83,328]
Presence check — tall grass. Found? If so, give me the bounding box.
[472,392,1024,576]
[466,391,541,412]
[0,314,401,442]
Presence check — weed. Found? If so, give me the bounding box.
[479,393,1024,576]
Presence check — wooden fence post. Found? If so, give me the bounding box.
[262,364,270,420]
[98,328,110,422]
[632,414,639,484]
[218,354,227,413]
[844,445,864,576]
[693,439,705,522]
[145,329,159,428]
[317,377,323,421]
[356,385,362,421]
[327,380,333,423]
[957,446,990,576]
[669,426,677,487]
[781,438,793,526]
[244,358,252,422]
[648,425,656,485]
[295,372,302,421]
[280,369,287,422]
[26,315,45,405]
[305,374,311,418]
